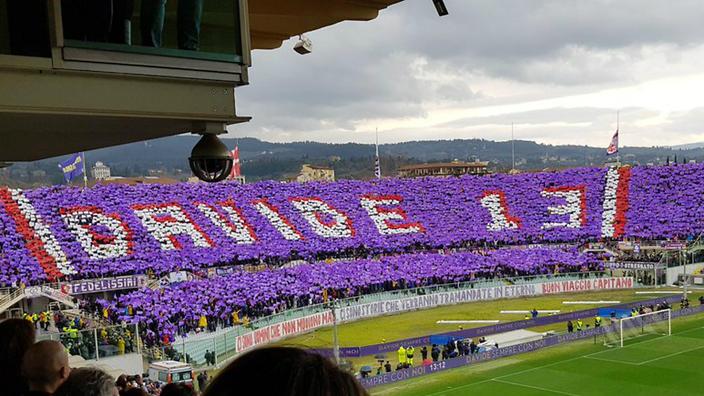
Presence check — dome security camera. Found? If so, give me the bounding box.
[294,35,312,55]
[188,134,233,183]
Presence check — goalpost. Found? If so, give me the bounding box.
[603,309,671,348]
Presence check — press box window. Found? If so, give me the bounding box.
[0,1,51,57]
[60,0,244,63]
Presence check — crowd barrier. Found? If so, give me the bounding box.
[37,323,140,362]
[161,272,635,368]
[360,297,702,388]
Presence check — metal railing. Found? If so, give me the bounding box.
[152,271,615,369]
[0,288,25,314]
[37,323,141,362]
[0,286,18,295]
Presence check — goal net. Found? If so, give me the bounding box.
[603,309,671,347]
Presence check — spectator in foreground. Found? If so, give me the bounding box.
[115,375,129,394]
[54,367,117,396]
[203,347,368,396]
[132,375,148,393]
[21,340,71,396]
[123,389,148,396]
[161,383,195,396]
[0,318,36,396]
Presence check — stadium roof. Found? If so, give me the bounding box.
[250,0,404,50]
[0,0,405,163]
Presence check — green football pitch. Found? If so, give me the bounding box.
[371,313,704,396]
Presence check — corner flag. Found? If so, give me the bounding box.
[606,130,619,155]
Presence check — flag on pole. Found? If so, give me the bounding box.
[58,152,85,183]
[229,146,241,179]
[374,156,381,179]
[374,129,381,179]
[606,130,619,155]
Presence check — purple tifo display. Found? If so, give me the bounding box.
[0,164,702,285]
[104,248,598,344]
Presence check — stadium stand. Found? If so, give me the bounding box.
[2,164,703,368]
[1,164,703,287]
[99,248,599,346]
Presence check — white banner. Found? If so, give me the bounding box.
[540,277,634,294]
[336,284,541,323]
[236,311,335,353]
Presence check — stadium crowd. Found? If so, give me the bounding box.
[3,163,704,393]
[1,316,368,396]
[94,248,600,346]
[2,164,703,287]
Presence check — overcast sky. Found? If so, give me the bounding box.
[228,0,704,147]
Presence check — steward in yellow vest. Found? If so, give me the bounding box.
[397,346,407,365]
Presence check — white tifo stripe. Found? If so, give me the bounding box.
[10,189,76,275]
[600,167,620,238]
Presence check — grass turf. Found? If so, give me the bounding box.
[370,312,704,396]
[277,288,700,351]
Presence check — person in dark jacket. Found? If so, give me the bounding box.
[430,345,440,362]
[197,371,209,392]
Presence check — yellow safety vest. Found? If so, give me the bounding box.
[398,347,407,363]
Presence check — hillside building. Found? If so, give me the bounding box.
[297,164,335,182]
[95,176,180,186]
[398,160,489,178]
[91,161,111,180]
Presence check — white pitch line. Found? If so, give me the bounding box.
[635,291,691,294]
[423,350,591,396]
[583,356,640,366]
[423,326,704,396]
[436,320,500,324]
[492,379,580,396]
[562,301,621,305]
[500,310,560,314]
[637,344,704,365]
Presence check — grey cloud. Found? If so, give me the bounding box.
[230,0,704,143]
[439,107,657,129]
[394,1,704,62]
[660,108,704,140]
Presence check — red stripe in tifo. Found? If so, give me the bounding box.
[613,167,631,238]
[0,188,64,280]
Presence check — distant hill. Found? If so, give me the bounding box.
[671,142,704,150]
[1,136,702,187]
